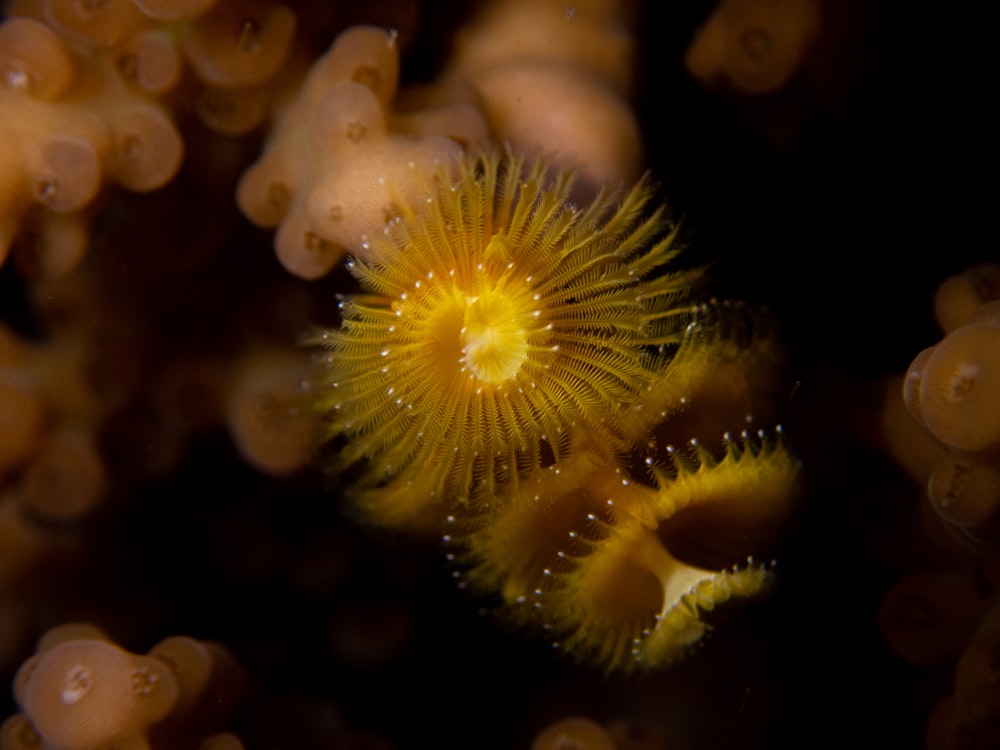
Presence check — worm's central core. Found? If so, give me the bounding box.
[458,287,529,385]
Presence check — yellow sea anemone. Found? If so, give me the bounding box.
[313,145,702,525]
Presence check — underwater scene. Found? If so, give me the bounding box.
[0,1,994,748]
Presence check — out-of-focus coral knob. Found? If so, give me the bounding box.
[685,0,820,94]
[116,29,183,95]
[0,714,42,750]
[532,717,616,750]
[14,639,178,750]
[44,0,147,48]
[198,733,246,750]
[954,605,1000,722]
[225,349,319,475]
[16,426,107,523]
[878,572,985,665]
[107,107,184,192]
[471,60,641,190]
[181,0,296,88]
[909,323,1000,452]
[31,135,102,213]
[928,452,1000,527]
[934,264,1000,333]
[0,17,75,100]
[132,0,217,21]
[0,382,45,474]
[317,25,400,108]
[308,81,387,153]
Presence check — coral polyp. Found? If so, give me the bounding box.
[314,145,700,517]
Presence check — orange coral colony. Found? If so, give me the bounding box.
[896,265,1000,554]
[2,623,245,750]
[8,624,178,750]
[0,0,800,690]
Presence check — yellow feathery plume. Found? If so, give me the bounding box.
[313,144,701,524]
[546,430,799,671]
[449,430,798,672]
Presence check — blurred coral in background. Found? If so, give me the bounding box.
[0,0,995,748]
